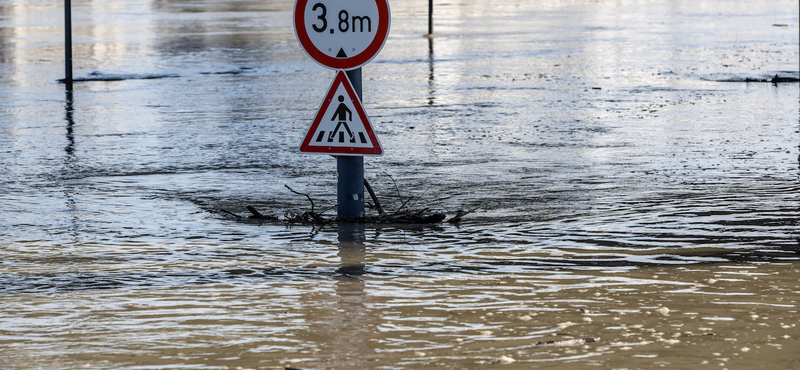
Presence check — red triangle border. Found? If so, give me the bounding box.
[299,70,383,156]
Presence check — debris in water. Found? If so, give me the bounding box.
[770,74,799,83]
[490,355,516,364]
[447,209,474,223]
[219,178,470,225]
[536,338,598,346]
[243,206,280,223]
[682,332,715,337]
[656,307,670,316]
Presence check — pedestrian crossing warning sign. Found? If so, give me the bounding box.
[299,70,383,156]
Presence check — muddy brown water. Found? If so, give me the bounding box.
[1,0,798,369]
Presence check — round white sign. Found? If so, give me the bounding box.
[294,0,391,70]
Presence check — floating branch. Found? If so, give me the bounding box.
[218,176,473,226]
[219,209,243,220]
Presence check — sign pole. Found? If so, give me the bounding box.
[428,0,433,35]
[293,0,390,218]
[337,68,365,218]
[64,0,73,90]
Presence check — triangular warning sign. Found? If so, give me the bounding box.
[299,70,383,156]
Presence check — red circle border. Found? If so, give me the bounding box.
[294,0,390,70]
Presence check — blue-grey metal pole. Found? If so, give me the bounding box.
[64,0,73,90]
[337,68,365,218]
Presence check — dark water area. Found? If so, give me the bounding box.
[1,0,799,369]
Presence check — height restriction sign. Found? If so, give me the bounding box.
[293,0,391,70]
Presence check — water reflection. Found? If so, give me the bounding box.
[64,91,75,157]
[62,90,80,242]
[337,223,367,275]
[427,36,435,106]
[303,223,373,368]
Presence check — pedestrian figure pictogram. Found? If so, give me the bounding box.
[299,70,382,156]
[328,95,358,143]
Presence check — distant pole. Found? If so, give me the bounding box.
[337,68,365,218]
[64,0,73,90]
[427,0,433,35]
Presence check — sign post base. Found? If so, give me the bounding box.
[337,155,364,218]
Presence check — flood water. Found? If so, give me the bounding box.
[1,0,799,369]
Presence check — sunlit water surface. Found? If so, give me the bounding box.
[1,0,798,369]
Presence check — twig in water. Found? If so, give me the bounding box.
[219,209,243,220]
[447,201,484,223]
[382,171,407,209]
[246,206,265,218]
[245,205,276,225]
[285,185,315,214]
[404,185,432,213]
[363,178,385,215]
